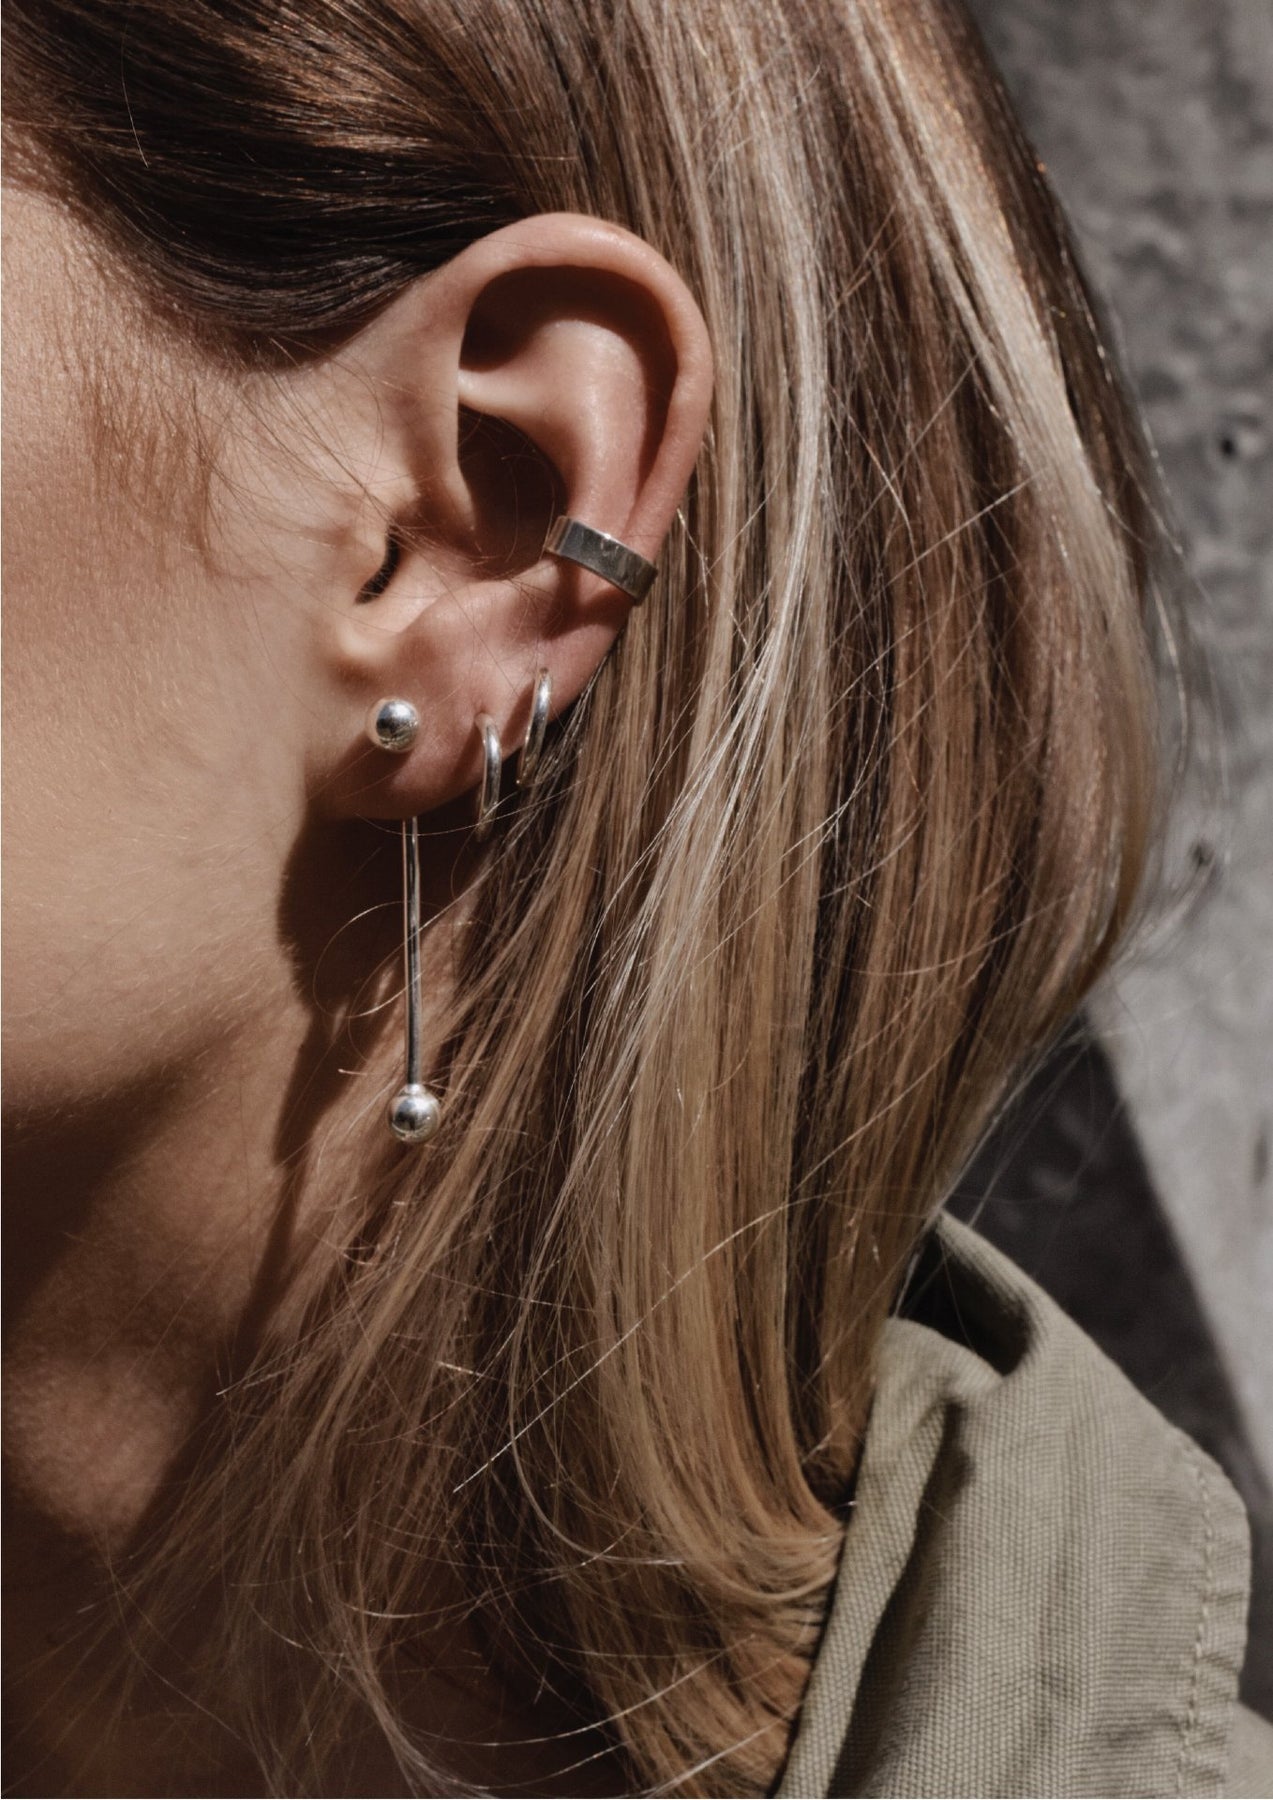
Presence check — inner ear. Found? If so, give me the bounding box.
[461,265,675,486]
[456,406,564,580]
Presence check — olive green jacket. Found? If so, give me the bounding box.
[776,1215,1273,1798]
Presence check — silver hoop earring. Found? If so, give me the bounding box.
[473,713,502,841]
[543,515,657,603]
[516,668,552,790]
[366,696,419,753]
[387,813,443,1145]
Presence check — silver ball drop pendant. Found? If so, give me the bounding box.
[388,1081,442,1144]
[386,813,443,1147]
[367,697,420,753]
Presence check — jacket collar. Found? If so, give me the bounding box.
[777,1214,1251,1798]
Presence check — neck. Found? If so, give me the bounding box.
[2,811,472,1555]
[1,817,413,1792]
[1,818,635,1798]
[4,1011,314,1530]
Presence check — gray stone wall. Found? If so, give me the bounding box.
[964,0,1273,1481]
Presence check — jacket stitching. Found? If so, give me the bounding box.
[1175,1446,1215,1797]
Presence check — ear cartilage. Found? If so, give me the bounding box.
[543,516,657,603]
[366,697,420,753]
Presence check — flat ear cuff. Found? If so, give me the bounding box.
[543,516,657,603]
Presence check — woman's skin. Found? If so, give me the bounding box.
[1,175,713,1793]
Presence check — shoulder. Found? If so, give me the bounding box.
[779,1214,1255,1799]
[1231,1704,1273,1798]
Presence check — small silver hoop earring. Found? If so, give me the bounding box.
[516,668,552,790]
[366,696,419,753]
[473,713,502,841]
[543,516,657,603]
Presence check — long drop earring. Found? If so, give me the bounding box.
[361,670,553,1144]
[365,698,443,1144]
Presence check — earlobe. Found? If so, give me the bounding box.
[316,211,712,826]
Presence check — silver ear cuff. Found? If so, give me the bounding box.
[364,667,554,1143]
[543,515,657,603]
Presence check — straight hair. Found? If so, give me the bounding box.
[5,0,1166,1791]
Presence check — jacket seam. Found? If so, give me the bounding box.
[1175,1444,1216,1798]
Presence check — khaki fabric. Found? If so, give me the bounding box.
[776,1214,1264,1799]
[1230,1704,1273,1797]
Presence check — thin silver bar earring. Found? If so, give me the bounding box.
[387,813,443,1144]
[364,696,442,1144]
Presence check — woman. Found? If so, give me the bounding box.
[3,0,1268,1793]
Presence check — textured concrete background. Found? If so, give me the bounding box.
[965,0,1273,1498]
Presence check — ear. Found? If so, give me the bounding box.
[313,212,713,823]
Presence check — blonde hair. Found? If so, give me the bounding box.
[7,0,1162,1791]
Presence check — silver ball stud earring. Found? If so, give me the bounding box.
[363,695,442,1144]
[386,809,443,1145]
[366,696,420,753]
